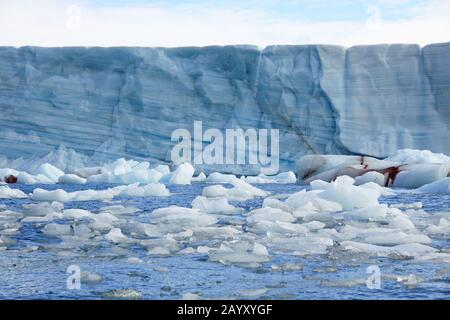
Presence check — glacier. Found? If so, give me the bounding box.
[0,43,449,173]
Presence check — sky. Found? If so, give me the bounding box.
[0,0,449,47]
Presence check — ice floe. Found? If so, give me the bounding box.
[31,183,170,202]
[242,171,297,184]
[0,186,28,199]
[58,174,87,184]
[169,162,195,185]
[311,176,381,210]
[416,178,450,194]
[296,149,450,190]
[0,149,449,289]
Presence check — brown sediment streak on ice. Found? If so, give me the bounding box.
[379,166,401,187]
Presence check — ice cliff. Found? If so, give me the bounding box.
[0,43,449,173]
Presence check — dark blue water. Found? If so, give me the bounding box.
[0,183,449,300]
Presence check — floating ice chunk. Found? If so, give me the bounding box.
[82,159,165,184]
[345,204,388,220]
[81,271,103,284]
[271,263,304,272]
[99,205,139,216]
[396,274,419,286]
[169,162,195,185]
[85,173,113,184]
[243,171,297,184]
[250,220,309,236]
[148,246,171,255]
[89,220,113,232]
[63,209,93,220]
[310,180,331,190]
[203,179,267,201]
[191,196,237,214]
[73,166,102,178]
[178,247,197,254]
[354,171,386,186]
[341,241,438,257]
[262,198,290,211]
[319,278,367,288]
[36,163,64,182]
[252,242,269,256]
[118,183,170,197]
[0,186,28,199]
[359,182,395,196]
[197,246,214,253]
[340,241,391,254]
[70,189,115,201]
[21,202,63,222]
[393,164,447,188]
[182,292,202,300]
[0,168,19,179]
[105,228,133,243]
[127,257,143,264]
[192,226,240,240]
[237,288,268,297]
[206,172,237,184]
[296,154,398,183]
[312,176,380,210]
[34,174,54,184]
[391,202,423,209]
[297,151,450,188]
[17,172,38,184]
[392,243,439,256]
[364,232,432,245]
[286,190,342,213]
[118,168,162,185]
[58,174,86,184]
[386,149,450,165]
[416,178,450,194]
[31,188,69,202]
[192,172,206,182]
[150,206,217,229]
[102,289,141,299]
[226,179,269,200]
[302,211,333,223]
[104,158,135,175]
[42,223,72,236]
[302,221,326,231]
[33,185,157,202]
[209,251,270,266]
[268,236,334,255]
[388,216,416,230]
[73,224,94,238]
[23,201,63,216]
[247,207,295,224]
[202,185,228,198]
[154,164,171,176]
[426,218,450,235]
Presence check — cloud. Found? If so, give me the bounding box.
[0,0,448,47]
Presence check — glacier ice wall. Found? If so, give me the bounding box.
[0,43,448,172]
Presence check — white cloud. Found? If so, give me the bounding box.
[0,0,448,47]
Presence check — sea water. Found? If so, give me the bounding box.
[0,183,448,300]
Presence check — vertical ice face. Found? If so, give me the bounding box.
[340,44,448,156]
[0,43,448,173]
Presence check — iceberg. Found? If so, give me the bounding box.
[0,43,448,174]
[417,178,450,194]
[296,149,450,189]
